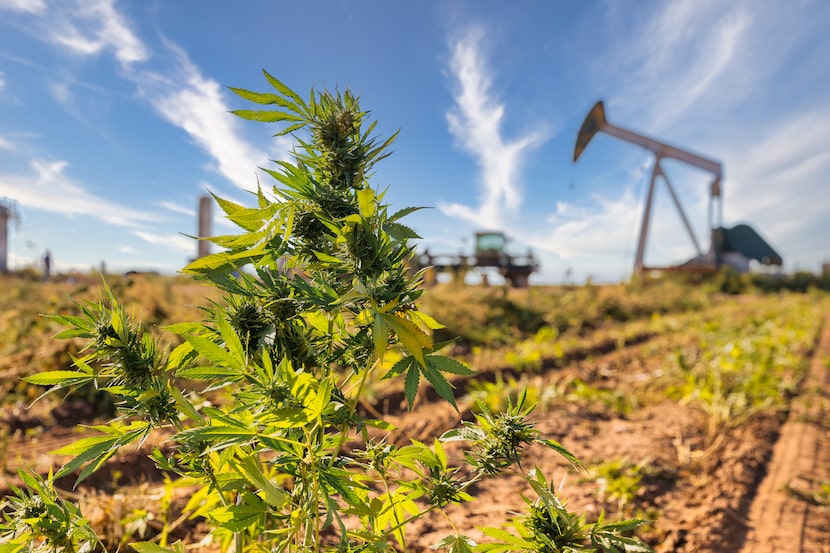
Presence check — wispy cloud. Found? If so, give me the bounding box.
[2,0,287,194]
[0,135,15,152]
[534,189,641,260]
[48,80,71,105]
[132,40,287,193]
[158,200,194,217]
[43,0,148,66]
[0,0,45,14]
[725,107,830,240]
[600,0,753,132]
[439,26,549,228]
[132,230,194,254]
[0,158,163,227]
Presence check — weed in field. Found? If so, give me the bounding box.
[566,379,637,418]
[586,459,649,515]
[505,344,544,372]
[663,299,821,445]
[786,482,830,507]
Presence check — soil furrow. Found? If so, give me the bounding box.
[738,313,830,553]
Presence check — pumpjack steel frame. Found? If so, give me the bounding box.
[573,101,723,275]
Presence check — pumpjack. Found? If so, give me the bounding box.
[573,101,782,276]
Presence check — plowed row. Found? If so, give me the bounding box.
[2,286,829,552]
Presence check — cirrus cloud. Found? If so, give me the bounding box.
[438,25,550,228]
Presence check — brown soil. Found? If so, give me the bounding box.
[738,318,830,553]
[2,310,829,552]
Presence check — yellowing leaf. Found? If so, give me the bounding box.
[357,187,376,218]
[410,310,445,330]
[381,313,432,367]
[305,310,330,333]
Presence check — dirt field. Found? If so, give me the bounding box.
[2,287,829,552]
[386,306,830,552]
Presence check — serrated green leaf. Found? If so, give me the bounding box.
[230,109,304,123]
[384,355,415,379]
[262,69,306,111]
[18,468,47,495]
[176,425,257,447]
[227,87,281,105]
[540,438,583,469]
[110,307,123,338]
[389,206,429,222]
[164,321,207,336]
[274,121,305,136]
[305,310,329,334]
[226,206,273,232]
[425,355,474,376]
[208,231,266,250]
[598,518,652,533]
[47,314,95,333]
[0,543,24,553]
[313,251,344,265]
[480,526,528,545]
[51,435,116,457]
[185,335,241,371]
[430,534,476,553]
[169,385,204,424]
[282,204,294,244]
[181,248,266,277]
[420,364,457,410]
[131,543,177,553]
[405,360,420,409]
[23,370,93,387]
[232,456,288,508]
[210,193,244,217]
[209,502,264,532]
[439,426,483,442]
[364,418,396,431]
[52,327,93,339]
[52,422,148,486]
[166,341,196,371]
[385,222,421,241]
[591,530,654,553]
[215,315,245,367]
[176,365,242,381]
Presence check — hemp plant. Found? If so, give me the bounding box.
[2,71,652,553]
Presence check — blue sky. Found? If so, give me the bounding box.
[0,0,828,283]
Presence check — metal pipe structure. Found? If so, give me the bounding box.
[0,205,8,273]
[197,196,212,259]
[573,101,723,275]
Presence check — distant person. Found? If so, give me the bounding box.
[43,250,51,282]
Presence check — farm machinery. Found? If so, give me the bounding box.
[416,231,539,288]
[573,100,782,277]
